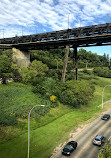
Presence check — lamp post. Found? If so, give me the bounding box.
[28,104,45,158]
[102,85,111,109]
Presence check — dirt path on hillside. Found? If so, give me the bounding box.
[50,99,111,158]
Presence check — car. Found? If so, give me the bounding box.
[62,141,77,156]
[101,114,110,120]
[93,135,106,146]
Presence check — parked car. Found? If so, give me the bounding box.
[62,141,77,156]
[101,114,110,120]
[93,135,106,146]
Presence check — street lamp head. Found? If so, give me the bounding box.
[40,105,45,107]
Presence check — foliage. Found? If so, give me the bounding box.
[98,140,111,158]
[0,111,17,126]
[82,69,93,75]
[0,82,56,123]
[1,76,111,158]
[0,51,13,84]
[77,48,109,68]
[33,77,94,107]
[32,77,61,97]
[50,95,57,102]
[19,60,49,83]
[30,50,64,69]
[29,60,49,76]
[11,63,21,81]
[59,80,95,107]
[93,67,111,78]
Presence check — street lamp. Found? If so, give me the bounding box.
[102,85,111,109]
[28,104,45,158]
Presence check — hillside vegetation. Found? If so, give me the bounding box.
[0,74,111,158]
[0,48,111,158]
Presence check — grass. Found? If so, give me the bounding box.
[0,75,111,158]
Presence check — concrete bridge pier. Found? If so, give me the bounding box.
[12,48,30,67]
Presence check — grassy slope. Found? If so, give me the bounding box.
[0,75,111,158]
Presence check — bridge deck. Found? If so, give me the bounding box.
[0,23,111,50]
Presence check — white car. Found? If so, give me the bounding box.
[93,135,105,146]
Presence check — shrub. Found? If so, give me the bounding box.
[50,95,57,102]
[33,77,94,108]
[59,80,95,107]
[19,60,49,83]
[0,111,17,126]
[98,140,111,158]
[82,69,92,75]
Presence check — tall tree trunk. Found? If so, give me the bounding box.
[61,45,69,82]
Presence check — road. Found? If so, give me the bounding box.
[51,109,111,158]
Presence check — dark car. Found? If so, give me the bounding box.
[101,114,110,120]
[93,135,106,146]
[62,141,77,156]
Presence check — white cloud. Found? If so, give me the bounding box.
[0,0,111,38]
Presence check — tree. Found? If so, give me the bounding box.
[0,52,13,84]
[29,60,49,76]
[11,63,21,81]
[19,60,49,83]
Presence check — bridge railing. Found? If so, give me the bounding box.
[0,23,111,45]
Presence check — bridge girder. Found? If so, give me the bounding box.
[0,23,111,50]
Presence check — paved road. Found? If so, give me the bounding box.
[51,109,111,158]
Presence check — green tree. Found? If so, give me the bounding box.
[19,60,49,83]
[0,50,13,84]
[29,60,49,76]
[11,63,21,81]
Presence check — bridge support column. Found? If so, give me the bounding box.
[12,48,30,67]
[73,46,78,80]
[61,45,69,82]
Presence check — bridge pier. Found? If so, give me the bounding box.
[12,48,30,67]
[61,45,69,82]
[73,46,78,80]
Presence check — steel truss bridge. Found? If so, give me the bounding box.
[1,22,111,50]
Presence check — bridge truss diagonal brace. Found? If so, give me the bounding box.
[61,45,70,82]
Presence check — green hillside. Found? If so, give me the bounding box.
[0,74,111,158]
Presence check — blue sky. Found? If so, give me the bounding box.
[0,0,111,57]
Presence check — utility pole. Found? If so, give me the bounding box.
[35,28,37,34]
[22,26,23,36]
[78,19,81,27]
[68,14,70,29]
[3,29,4,38]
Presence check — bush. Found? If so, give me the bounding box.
[98,140,111,158]
[59,80,95,107]
[50,95,57,102]
[33,78,95,108]
[82,69,92,75]
[93,67,111,78]
[46,69,62,80]
[32,77,62,97]
[0,111,17,126]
